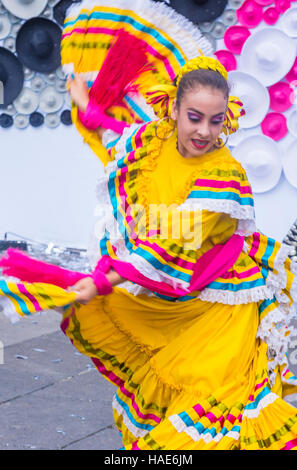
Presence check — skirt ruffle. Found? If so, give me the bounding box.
[60,286,297,450]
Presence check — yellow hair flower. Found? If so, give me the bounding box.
[145,84,177,119]
[223,96,246,135]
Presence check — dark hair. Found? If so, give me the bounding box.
[175,68,230,109]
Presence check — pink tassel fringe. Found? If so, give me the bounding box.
[0,249,88,288]
[89,29,150,111]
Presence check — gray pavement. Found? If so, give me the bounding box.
[0,310,122,450]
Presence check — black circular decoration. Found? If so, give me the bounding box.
[54,0,82,27]
[169,0,228,24]
[16,17,62,74]
[0,113,14,128]
[0,47,24,108]
[60,109,72,126]
[30,112,45,127]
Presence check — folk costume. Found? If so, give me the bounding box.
[1,0,297,451]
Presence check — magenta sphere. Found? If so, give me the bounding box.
[261,112,288,141]
[263,6,280,23]
[214,50,237,71]
[254,0,273,4]
[237,0,263,28]
[269,81,293,112]
[224,25,251,54]
[286,57,297,83]
[275,0,291,13]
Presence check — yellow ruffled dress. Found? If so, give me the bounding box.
[1,0,296,451]
[58,123,297,450]
[0,120,296,450]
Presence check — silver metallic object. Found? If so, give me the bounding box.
[0,13,11,39]
[199,22,214,33]
[45,112,60,128]
[2,103,16,116]
[0,232,91,273]
[55,78,67,93]
[221,9,237,26]
[3,36,15,53]
[10,22,21,37]
[212,21,227,39]
[14,113,29,129]
[228,0,245,8]
[44,72,57,85]
[31,75,46,92]
[283,219,297,261]
[23,67,35,81]
[42,6,53,19]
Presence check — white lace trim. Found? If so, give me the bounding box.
[196,284,275,305]
[117,281,155,297]
[113,238,190,290]
[178,199,255,222]
[105,123,144,174]
[235,219,258,237]
[169,414,240,444]
[102,129,121,149]
[65,0,214,68]
[255,243,297,379]
[112,395,148,438]
[123,92,157,121]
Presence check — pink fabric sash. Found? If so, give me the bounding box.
[0,233,244,299]
[95,233,245,297]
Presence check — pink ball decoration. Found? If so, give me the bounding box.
[214,50,237,71]
[261,112,288,140]
[263,6,280,23]
[254,0,274,5]
[236,0,263,28]
[268,81,293,112]
[275,0,291,12]
[224,25,251,55]
[285,57,297,83]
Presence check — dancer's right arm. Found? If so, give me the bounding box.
[67,75,105,139]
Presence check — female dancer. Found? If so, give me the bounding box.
[1,0,297,450]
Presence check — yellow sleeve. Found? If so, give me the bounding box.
[202,210,238,245]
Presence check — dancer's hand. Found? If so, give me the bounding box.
[69,277,98,304]
[67,74,89,112]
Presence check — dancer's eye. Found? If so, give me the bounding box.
[211,118,224,125]
[188,113,200,122]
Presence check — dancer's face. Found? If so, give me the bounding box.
[172,86,227,158]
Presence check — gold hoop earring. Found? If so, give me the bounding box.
[215,125,229,148]
[155,116,177,141]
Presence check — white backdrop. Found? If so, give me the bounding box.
[0,124,297,250]
[0,125,101,249]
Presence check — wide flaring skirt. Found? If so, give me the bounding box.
[61,286,297,450]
